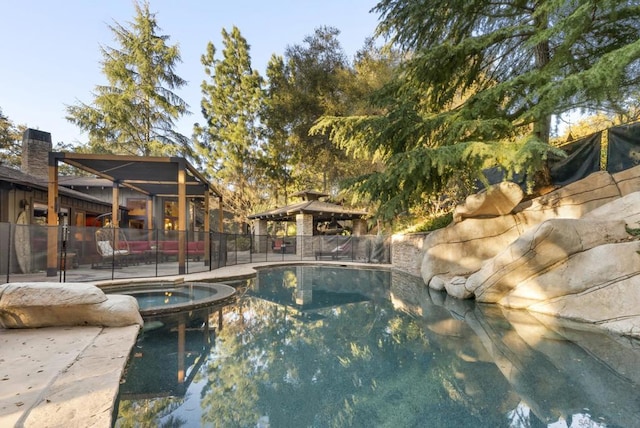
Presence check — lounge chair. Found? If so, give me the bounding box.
[315,237,353,260]
[93,227,131,268]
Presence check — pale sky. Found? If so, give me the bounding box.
[1,0,381,146]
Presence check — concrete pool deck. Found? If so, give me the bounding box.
[0,325,139,428]
[1,261,384,427]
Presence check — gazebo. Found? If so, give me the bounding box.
[248,190,368,257]
[46,153,222,276]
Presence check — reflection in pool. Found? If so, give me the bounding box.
[115,266,640,427]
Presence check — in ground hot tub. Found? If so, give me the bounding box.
[104,281,236,317]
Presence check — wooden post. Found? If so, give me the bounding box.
[112,182,120,253]
[204,190,210,266]
[178,166,186,274]
[146,197,153,232]
[218,196,224,233]
[46,156,59,277]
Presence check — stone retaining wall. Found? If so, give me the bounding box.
[391,233,427,277]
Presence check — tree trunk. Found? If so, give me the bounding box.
[532,6,553,189]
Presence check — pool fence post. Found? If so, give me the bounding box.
[6,223,12,283]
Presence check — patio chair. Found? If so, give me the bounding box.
[93,227,131,268]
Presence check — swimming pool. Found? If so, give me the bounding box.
[114,266,640,427]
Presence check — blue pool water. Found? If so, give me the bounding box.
[114,266,640,427]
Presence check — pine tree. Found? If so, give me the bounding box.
[257,54,296,206]
[314,0,640,220]
[66,1,190,156]
[194,26,264,223]
[0,109,26,168]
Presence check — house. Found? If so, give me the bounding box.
[0,129,122,273]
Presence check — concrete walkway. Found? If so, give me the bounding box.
[1,261,384,427]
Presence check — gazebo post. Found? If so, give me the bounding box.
[177,166,187,275]
[352,218,367,236]
[296,213,314,258]
[46,155,59,277]
[217,195,226,267]
[253,219,268,253]
[218,196,223,233]
[146,197,153,233]
[111,182,121,265]
[204,190,210,266]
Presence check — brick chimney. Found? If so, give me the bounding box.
[22,128,52,179]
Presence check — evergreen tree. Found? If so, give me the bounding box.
[257,54,296,206]
[0,109,26,168]
[284,26,353,192]
[258,32,395,209]
[314,0,640,220]
[194,26,264,223]
[66,0,190,156]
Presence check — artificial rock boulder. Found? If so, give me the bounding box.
[453,181,524,223]
[466,218,631,303]
[419,167,640,337]
[512,171,620,225]
[421,171,623,288]
[0,282,143,328]
[421,215,522,290]
[611,163,640,196]
[497,240,640,310]
[583,190,640,225]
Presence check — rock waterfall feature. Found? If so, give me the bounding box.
[420,166,640,338]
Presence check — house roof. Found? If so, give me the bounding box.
[0,164,115,207]
[58,176,114,189]
[51,153,221,199]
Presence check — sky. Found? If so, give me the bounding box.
[1,0,382,146]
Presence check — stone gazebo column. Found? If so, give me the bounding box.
[296,213,314,257]
[253,219,268,253]
[352,218,367,236]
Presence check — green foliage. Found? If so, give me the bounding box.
[412,212,454,233]
[626,226,640,237]
[375,0,640,128]
[256,28,390,209]
[227,235,252,251]
[66,1,190,156]
[314,0,640,221]
[280,27,359,191]
[0,109,25,168]
[194,26,263,223]
[256,54,296,206]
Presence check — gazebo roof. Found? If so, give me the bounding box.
[248,198,368,222]
[291,189,328,201]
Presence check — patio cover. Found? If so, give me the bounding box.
[248,199,368,222]
[50,153,219,198]
[45,153,222,276]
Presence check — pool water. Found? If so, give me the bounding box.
[114,266,640,427]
